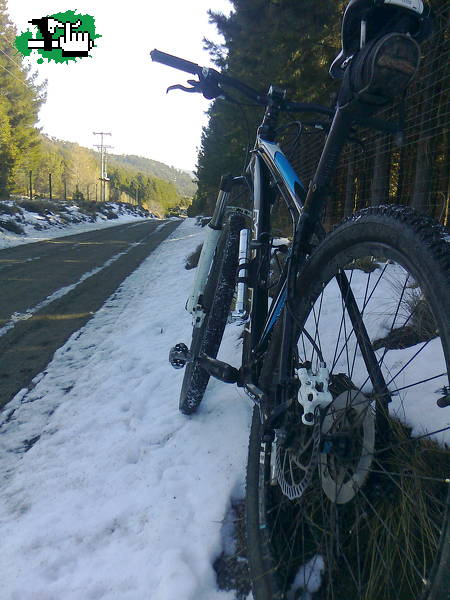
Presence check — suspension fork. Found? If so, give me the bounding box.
[186,174,244,327]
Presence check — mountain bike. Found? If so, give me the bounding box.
[152,1,449,598]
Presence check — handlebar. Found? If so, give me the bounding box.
[150,49,201,76]
[150,48,334,117]
[284,100,334,116]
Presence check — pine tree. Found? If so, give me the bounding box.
[0,0,45,197]
[192,0,341,215]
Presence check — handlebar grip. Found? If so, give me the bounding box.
[150,49,201,76]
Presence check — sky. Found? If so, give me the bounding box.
[7,0,233,172]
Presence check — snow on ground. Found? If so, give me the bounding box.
[0,199,159,250]
[0,215,447,599]
[0,218,253,600]
[301,269,449,445]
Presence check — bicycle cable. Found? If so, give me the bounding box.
[285,297,325,364]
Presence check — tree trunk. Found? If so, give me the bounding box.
[370,134,391,206]
[344,146,355,216]
[411,133,434,214]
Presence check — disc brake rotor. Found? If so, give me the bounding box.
[319,389,375,504]
[274,413,321,500]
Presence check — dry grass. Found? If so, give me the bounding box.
[0,202,22,216]
[345,256,381,273]
[359,418,448,599]
[17,199,61,215]
[0,219,24,234]
[213,499,251,600]
[373,277,437,349]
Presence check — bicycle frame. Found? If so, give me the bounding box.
[239,103,389,413]
[188,96,392,413]
[239,105,350,388]
[153,21,426,407]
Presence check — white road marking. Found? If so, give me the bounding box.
[0,223,170,338]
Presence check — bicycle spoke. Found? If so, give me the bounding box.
[340,280,352,380]
[385,338,433,387]
[330,285,346,372]
[371,425,450,459]
[331,263,388,373]
[393,372,446,393]
[311,287,325,369]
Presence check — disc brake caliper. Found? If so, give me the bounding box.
[297,363,333,425]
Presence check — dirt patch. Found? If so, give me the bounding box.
[214,499,251,599]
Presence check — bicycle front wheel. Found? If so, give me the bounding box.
[246,206,449,600]
[179,213,246,415]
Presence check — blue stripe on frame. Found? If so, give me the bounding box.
[260,284,287,344]
[274,151,305,197]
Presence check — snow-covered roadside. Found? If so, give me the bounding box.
[0,218,253,599]
[0,200,161,250]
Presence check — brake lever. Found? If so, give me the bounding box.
[166,72,224,100]
[166,79,202,94]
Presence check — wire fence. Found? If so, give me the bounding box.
[285,1,449,230]
[11,170,140,208]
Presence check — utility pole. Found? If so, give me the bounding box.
[93,131,112,202]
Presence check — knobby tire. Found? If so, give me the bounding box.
[246,206,449,600]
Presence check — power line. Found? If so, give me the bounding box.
[0,60,29,90]
[0,45,25,70]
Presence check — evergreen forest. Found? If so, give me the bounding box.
[1,0,448,223]
[192,0,449,229]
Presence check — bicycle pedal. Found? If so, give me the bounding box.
[437,393,450,408]
[169,343,190,369]
[198,354,239,384]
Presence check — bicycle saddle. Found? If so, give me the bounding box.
[330,0,433,79]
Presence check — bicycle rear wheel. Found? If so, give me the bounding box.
[246,206,449,600]
[179,213,246,414]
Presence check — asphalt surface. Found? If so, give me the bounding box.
[0,219,181,409]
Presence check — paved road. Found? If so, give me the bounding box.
[0,219,181,409]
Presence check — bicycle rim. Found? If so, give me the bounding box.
[249,208,449,600]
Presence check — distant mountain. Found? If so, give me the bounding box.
[109,154,196,198]
[9,135,192,217]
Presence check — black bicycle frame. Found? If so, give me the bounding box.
[149,46,413,413]
[242,102,391,410]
